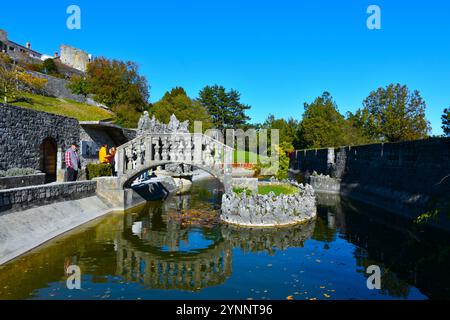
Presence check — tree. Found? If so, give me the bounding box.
[262,115,300,152]
[442,108,450,137]
[86,57,149,112]
[67,57,150,127]
[296,92,355,149]
[113,104,142,129]
[16,71,47,92]
[198,85,250,131]
[353,84,430,142]
[151,87,213,132]
[0,65,17,103]
[42,58,58,75]
[67,75,90,97]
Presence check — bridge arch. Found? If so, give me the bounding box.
[116,133,234,192]
[121,161,226,189]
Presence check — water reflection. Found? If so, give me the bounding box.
[0,180,449,299]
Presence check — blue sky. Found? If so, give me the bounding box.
[2,0,449,134]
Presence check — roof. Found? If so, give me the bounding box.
[8,40,43,56]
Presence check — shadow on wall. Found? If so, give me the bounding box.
[291,138,450,228]
[39,137,57,183]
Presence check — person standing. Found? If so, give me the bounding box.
[99,144,108,164]
[65,143,81,182]
[108,147,117,176]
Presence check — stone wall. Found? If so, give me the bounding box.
[0,181,97,214]
[0,174,46,190]
[27,71,88,103]
[0,104,80,171]
[308,174,341,194]
[291,138,450,223]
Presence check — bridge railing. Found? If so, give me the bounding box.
[116,133,233,189]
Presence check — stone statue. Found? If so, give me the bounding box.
[137,111,151,136]
[137,113,190,135]
[168,114,180,132]
[179,120,190,133]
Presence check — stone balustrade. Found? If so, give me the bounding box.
[116,132,233,191]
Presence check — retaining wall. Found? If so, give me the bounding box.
[291,138,450,224]
[0,173,46,190]
[0,181,97,214]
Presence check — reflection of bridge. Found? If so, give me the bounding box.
[116,133,233,190]
[116,237,232,291]
[117,201,232,291]
[112,194,318,291]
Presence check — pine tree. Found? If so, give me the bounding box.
[198,85,250,131]
[442,108,450,137]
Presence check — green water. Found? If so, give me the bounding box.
[0,179,449,300]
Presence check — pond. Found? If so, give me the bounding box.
[0,179,449,300]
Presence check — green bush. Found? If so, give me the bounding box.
[86,163,112,180]
[25,63,44,73]
[258,184,299,196]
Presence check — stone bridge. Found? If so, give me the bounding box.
[116,132,234,192]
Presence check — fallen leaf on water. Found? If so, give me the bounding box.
[287,296,294,300]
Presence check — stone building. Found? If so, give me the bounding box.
[0,104,80,183]
[0,29,43,62]
[0,29,92,73]
[59,45,91,73]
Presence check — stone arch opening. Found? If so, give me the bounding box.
[122,162,224,189]
[39,137,57,183]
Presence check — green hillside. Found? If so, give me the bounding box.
[11,92,114,121]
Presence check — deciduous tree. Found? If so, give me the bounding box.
[151,87,213,132]
[296,92,354,149]
[86,57,149,111]
[353,84,430,142]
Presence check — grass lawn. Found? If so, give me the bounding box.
[258,184,299,196]
[233,149,268,163]
[233,184,299,196]
[11,92,114,122]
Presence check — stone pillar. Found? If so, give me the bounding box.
[223,147,233,193]
[56,147,66,182]
[117,148,125,175]
[145,137,152,165]
[327,148,335,175]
